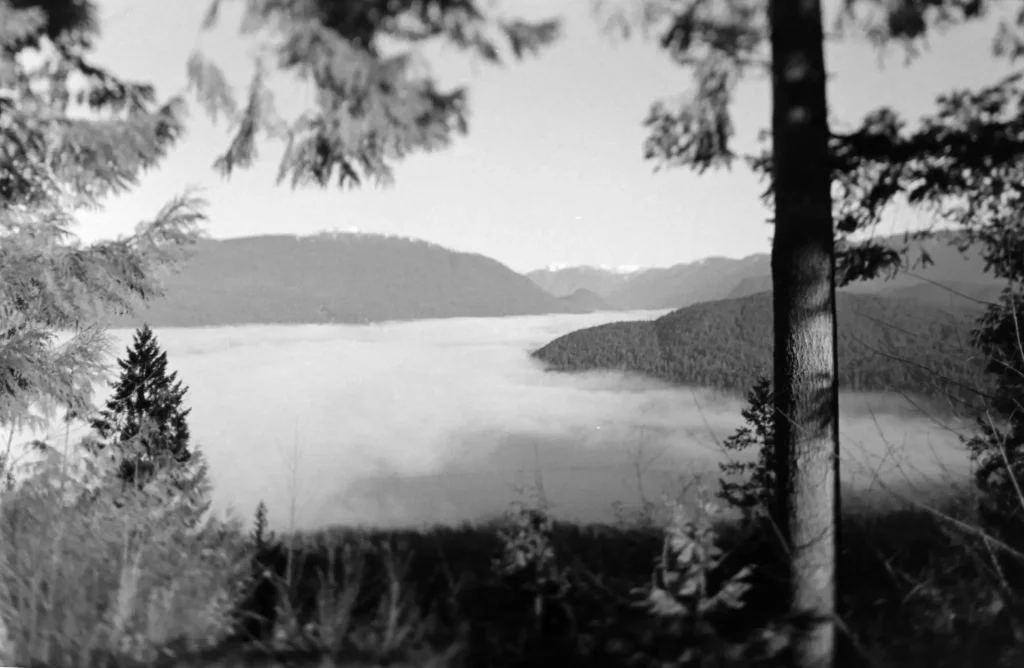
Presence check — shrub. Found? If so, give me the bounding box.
[493,488,571,634]
[633,490,793,667]
[0,441,250,667]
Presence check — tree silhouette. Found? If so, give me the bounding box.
[91,325,193,487]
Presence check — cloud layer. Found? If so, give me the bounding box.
[19,310,974,530]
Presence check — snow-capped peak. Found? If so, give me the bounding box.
[542,263,649,274]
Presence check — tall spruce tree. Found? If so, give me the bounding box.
[0,0,205,437]
[91,325,192,486]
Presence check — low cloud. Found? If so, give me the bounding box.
[19,310,974,530]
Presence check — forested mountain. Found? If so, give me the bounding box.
[106,233,595,328]
[531,232,1005,311]
[532,290,990,408]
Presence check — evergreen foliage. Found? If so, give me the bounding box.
[797,56,1024,560]
[251,499,273,548]
[0,0,206,434]
[718,375,776,517]
[187,0,561,189]
[91,325,193,487]
[533,291,988,410]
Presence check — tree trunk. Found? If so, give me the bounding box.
[767,0,840,666]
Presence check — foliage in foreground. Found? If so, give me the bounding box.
[0,445,249,667]
[0,0,205,436]
[2,428,1024,667]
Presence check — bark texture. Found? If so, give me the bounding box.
[767,0,841,666]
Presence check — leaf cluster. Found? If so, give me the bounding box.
[188,0,561,189]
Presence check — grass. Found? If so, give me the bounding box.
[2,438,1024,667]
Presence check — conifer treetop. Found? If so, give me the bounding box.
[91,324,192,473]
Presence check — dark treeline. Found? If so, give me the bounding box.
[534,291,989,410]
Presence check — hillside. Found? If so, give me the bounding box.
[526,265,643,300]
[107,233,593,328]
[532,291,991,408]
[557,288,615,313]
[531,232,1005,310]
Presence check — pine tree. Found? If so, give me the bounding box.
[0,0,206,436]
[91,324,193,486]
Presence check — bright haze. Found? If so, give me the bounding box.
[24,1,991,530]
[30,313,964,532]
[84,0,1013,273]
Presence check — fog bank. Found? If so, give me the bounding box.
[17,310,974,530]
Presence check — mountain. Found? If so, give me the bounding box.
[532,290,990,408]
[526,265,647,301]
[607,254,773,309]
[557,288,615,313]
[527,257,771,309]
[727,274,773,300]
[531,232,1005,311]
[107,233,596,328]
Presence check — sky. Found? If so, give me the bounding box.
[78,0,1017,273]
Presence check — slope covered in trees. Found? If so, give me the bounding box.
[533,291,988,409]
[106,233,594,327]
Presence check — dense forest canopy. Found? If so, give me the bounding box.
[533,290,989,411]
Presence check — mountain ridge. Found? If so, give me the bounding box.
[528,232,1005,311]
[106,233,598,328]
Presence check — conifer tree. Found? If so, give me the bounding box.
[718,375,776,517]
[91,324,193,486]
[0,0,206,436]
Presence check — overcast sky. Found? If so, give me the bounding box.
[79,0,1015,273]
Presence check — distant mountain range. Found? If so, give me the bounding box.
[107,233,605,328]
[527,232,1004,311]
[108,229,1007,334]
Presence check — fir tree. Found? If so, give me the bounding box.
[0,0,206,435]
[91,325,193,486]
